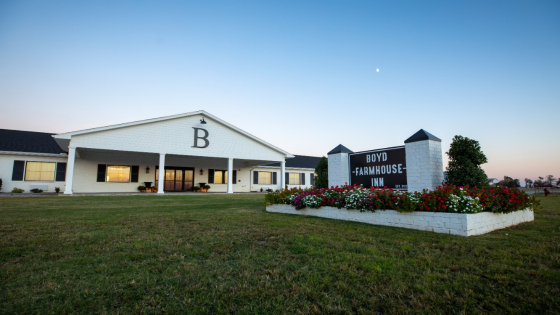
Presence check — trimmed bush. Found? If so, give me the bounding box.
[11,187,24,193]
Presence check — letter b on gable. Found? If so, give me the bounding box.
[192,127,209,148]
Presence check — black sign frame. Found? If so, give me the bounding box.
[349,146,407,190]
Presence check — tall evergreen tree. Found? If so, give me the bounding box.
[445,135,488,187]
[314,156,329,188]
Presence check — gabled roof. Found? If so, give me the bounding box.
[262,155,322,169]
[327,144,353,155]
[404,129,441,143]
[0,129,66,155]
[53,110,294,158]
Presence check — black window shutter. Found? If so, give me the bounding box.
[285,173,289,186]
[301,173,305,185]
[12,160,25,181]
[97,164,106,182]
[253,171,258,184]
[310,173,314,186]
[272,172,277,185]
[56,163,67,181]
[131,165,139,183]
[208,169,215,184]
[232,170,237,184]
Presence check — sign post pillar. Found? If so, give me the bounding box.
[404,129,444,192]
[327,144,353,188]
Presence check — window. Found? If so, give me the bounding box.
[106,165,131,183]
[209,169,236,184]
[289,173,300,185]
[286,172,306,185]
[258,172,272,185]
[214,170,227,184]
[25,162,55,181]
[253,171,277,185]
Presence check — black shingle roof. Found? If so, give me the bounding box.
[263,155,322,169]
[404,129,441,143]
[327,144,353,154]
[0,129,66,154]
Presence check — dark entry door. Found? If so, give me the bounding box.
[156,167,195,191]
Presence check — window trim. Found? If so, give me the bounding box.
[209,169,236,184]
[105,165,132,183]
[24,161,57,182]
[258,171,272,185]
[288,172,301,185]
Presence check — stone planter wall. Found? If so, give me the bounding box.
[266,204,534,236]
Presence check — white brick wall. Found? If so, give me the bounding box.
[328,153,349,188]
[266,204,534,236]
[405,140,444,192]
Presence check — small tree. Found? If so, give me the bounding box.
[524,178,533,188]
[314,156,328,188]
[445,135,488,187]
[498,176,520,188]
[545,175,556,186]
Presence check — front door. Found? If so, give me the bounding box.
[156,167,195,191]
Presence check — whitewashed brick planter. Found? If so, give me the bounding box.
[266,204,534,236]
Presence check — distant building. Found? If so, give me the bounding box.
[488,178,499,186]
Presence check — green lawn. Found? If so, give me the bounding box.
[1,194,559,314]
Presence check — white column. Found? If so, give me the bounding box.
[280,160,286,190]
[64,146,76,195]
[157,153,165,194]
[227,158,233,193]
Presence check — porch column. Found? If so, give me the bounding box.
[157,153,165,194]
[227,157,233,193]
[64,146,76,195]
[280,160,286,190]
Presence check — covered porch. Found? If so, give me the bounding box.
[63,147,286,194]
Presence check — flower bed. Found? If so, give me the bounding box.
[265,185,536,214]
[264,185,536,236]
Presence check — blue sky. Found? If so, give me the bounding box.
[1,0,558,182]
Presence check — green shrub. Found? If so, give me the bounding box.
[193,186,200,191]
[55,187,61,193]
[314,156,328,188]
[137,185,146,191]
[445,135,489,187]
[30,188,43,193]
[204,185,210,190]
[11,187,24,193]
[0,178,3,191]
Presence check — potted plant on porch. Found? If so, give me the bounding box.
[203,184,211,192]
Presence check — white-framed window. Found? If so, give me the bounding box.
[106,165,131,183]
[24,162,56,181]
[214,170,228,184]
[258,172,272,185]
[289,173,301,185]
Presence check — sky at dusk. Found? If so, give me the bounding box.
[0,0,558,183]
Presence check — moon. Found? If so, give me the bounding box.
[376,68,380,73]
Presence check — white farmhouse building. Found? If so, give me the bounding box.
[0,111,320,194]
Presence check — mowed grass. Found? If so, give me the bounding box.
[0,194,559,314]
